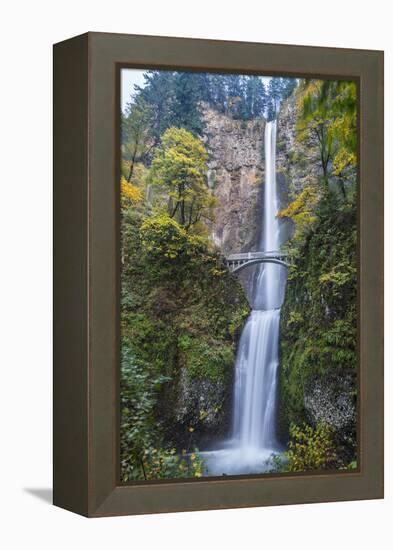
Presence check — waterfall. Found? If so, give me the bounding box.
[202,120,286,475]
[232,309,280,451]
[232,120,283,455]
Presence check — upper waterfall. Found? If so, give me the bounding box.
[263,120,280,309]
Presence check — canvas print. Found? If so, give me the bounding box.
[119,69,357,481]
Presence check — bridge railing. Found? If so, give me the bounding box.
[226,250,289,261]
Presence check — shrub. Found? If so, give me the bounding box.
[277,423,339,472]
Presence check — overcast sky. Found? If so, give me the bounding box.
[121,68,274,113]
[121,69,146,111]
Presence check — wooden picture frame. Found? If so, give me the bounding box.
[53,32,384,517]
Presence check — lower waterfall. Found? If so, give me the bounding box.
[232,309,280,452]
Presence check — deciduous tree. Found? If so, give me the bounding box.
[149,127,216,229]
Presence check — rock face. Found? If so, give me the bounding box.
[202,106,265,255]
[174,368,232,447]
[202,105,294,259]
[276,95,321,199]
[304,376,356,431]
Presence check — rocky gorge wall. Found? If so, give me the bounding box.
[276,94,357,462]
[202,106,265,255]
[202,106,292,306]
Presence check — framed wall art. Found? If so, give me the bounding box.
[53,32,384,517]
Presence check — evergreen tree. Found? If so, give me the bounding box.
[136,71,176,143]
[280,78,298,101]
[245,77,266,118]
[244,77,255,119]
[129,71,298,139]
[172,72,206,135]
[122,95,153,181]
[226,75,245,119]
[264,77,297,120]
[266,97,275,121]
[208,74,227,113]
[267,78,282,119]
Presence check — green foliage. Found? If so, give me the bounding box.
[120,340,206,481]
[319,260,357,296]
[244,76,267,119]
[171,71,209,135]
[275,423,340,472]
[278,184,318,241]
[266,77,297,120]
[133,70,209,140]
[140,213,197,259]
[138,448,205,480]
[296,79,357,194]
[120,195,249,479]
[178,334,234,382]
[149,127,217,229]
[119,342,165,477]
[134,71,179,142]
[278,196,357,464]
[278,81,358,467]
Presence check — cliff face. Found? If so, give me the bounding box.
[276,96,320,199]
[202,106,265,255]
[202,105,294,256]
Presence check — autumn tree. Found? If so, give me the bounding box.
[296,79,357,195]
[321,81,357,177]
[149,127,216,230]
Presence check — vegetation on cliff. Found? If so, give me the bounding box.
[120,124,249,481]
[277,80,357,470]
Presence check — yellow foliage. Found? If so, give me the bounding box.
[278,186,317,219]
[332,148,357,176]
[121,176,142,204]
[149,127,214,230]
[278,186,318,240]
[296,80,323,117]
[296,79,357,178]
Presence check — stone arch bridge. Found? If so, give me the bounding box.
[225,250,291,274]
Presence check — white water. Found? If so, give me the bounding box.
[202,121,286,476]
